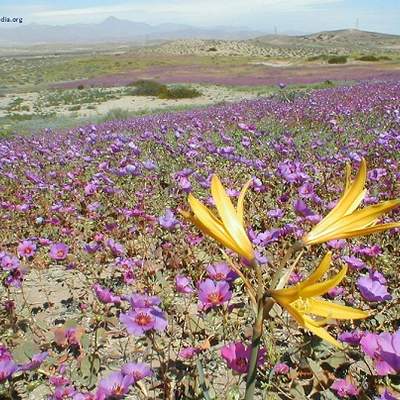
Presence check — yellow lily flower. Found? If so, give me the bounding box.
[270,252,369,348]
[303,158,400,245]
[180,175,255,262]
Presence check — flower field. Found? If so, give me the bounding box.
[0,80,400,399]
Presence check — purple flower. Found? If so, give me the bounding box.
[327,286,344,298]
[17,240,36,258]
[267,208,284,218]
[221,342,266,374]
[206,262,238,282]
[288,272,303,285]
[360,331,400,375]
[83,242,101,254]
[93,284,121,305]
[175,275,194,294]
[120,308,167,336]
[342,256,365,270]
[158,209,180,230]
[20,351,48,371]
[179,346,199,360]
[49,243,69,261]
[273,362,290,375]
[121,362,152,382]
[126,293,161,309]
[327,239,346,249]
[293,199,314,217]
[73,393,96,400]
[1,254,20,270]
[339,330,364,345]
[357,271,392,302]
[198,279,232,310]
[331,378,359,398]
[106,239,125,257]
[84,183,97,196]
[375,390,398,400]
[0,359,18,382]
[96,371,134,399]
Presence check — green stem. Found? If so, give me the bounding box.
[196,358,212,400]
[244,297,265,399]
[244,260,265,400]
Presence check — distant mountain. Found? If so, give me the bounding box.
[252,29,400,49]
[0,17,265,45]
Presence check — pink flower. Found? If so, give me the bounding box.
[198,279,232,310]
[273,362,290,375]
[92,284,121,305]
[221,342,266,374]
[17,240,36,258]
[121,362,152,382]
[96,372,134,399]
[175,275,194,294]
[179,346,199,360]
[119,308,167,336]
[331,378,360,398]
[49,243,69,260]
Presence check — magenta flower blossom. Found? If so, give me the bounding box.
[125,293,161,309]
[175,275,194,294]
[0,359,18,383]
[93,284,121,305]
[288,272,303,284]
[206,262,237,282]
[1,254,20,270]
[360,331,400,375]
[273,362,290,375]
[119,308,167,336]
[179,346,199,360]
[96,371,134,399]
[357,271,392,302]
[198,279,232,310]
[20,351,48,371]
[158,209,180,230]
[331,378,360,398]
[17,240,36,258]
[49,243,69,260]
[220,342,266,374]
[121,362,152,382]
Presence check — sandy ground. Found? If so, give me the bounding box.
[0,85,261,118]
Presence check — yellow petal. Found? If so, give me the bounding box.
[303,316,343,348]
[300,252,332,287]
[237,178,253,226]
[305,298,369,320]
[211,175,254,260]
[300,265,348,298]
[280,300,306,325]
[344,162,351,193]
[187,194,242,254]
[305,159,366,240]
[271,252,332,303]
[335,222,400,239]
[319,199,400,237]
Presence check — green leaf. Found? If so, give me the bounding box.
[12,340,40,363]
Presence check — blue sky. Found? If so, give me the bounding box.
[1,0,399,34]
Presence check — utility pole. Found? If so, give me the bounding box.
[355,18,359,30]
